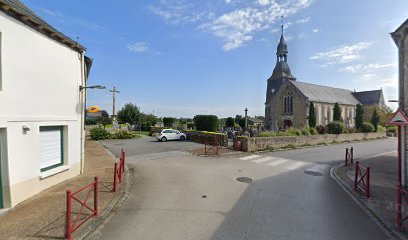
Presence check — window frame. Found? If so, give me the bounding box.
[39,126,64,172]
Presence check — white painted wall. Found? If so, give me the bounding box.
[0,12,85,206]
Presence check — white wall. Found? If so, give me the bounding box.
[0,12,84,206]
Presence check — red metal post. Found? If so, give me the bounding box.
[397,183,402,227]
[351,147,354,164]
[94,177,99,216]
[354,161,359,190]
[118,159,122,183]
[66,190,72,240]
[366,167,370,198]
[345,148,348,166]
[122,151,126,173]
[113,163,118,192]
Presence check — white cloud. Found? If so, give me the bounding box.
[310,42,373,65]
[296,17,310,24]
[312,28,319,33]
[340,63,395,73]
[127,42,150,53]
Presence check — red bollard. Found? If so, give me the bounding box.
[366,167,370,198]
[397,183,402,227]
[351,147,354,164]
[113,163,118,192]
[345,148,349,166]
[66,190,72,240]
[94,177,99,216]
[354,161,359,190]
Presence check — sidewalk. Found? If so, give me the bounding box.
[0,140,130,240]
[333,150,408,239]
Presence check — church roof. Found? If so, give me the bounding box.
[271,61,295,80]
[289,81,361,105]
[0,0,85,52]
[352,90,383,105]
[277,34,288,54]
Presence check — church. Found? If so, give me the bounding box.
[264,28,386,130]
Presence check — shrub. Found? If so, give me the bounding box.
[90,127,111,140]
[301,127,311,136]
[343,127,356,134]
[333,103,342,121]
[111,130,134,139]
[194,115,219,132]
[187,122,195,129]
[355,104,364,130]
[371,109,379,132]
[387,125,397,133]
[309,102,316,128]
[225,117,235,127]
[377,125,385,132]
[259,131,277,137]
[309,127,317,135]
[316,125,327,134]
[85,119,98,125]
[327,121,344,134]
[361,122,374,133]
[163,117,176,127]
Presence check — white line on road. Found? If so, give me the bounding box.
[286,162,306,170]
[239,155,261,161]
[252,156,274,163]
[267,159,288,166]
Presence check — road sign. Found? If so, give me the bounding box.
[88,106,100,113]
[387,109,408,126]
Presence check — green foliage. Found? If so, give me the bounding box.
[187,122,195,129]
[333,103,342,121]
[90,127,111,140]
[117,103,140,124]
[343,127,357,134]
[163,117,176,127]
[377,125,385,132]
[140,113,158,131]
[98,110,112,128]
[111,130,134,139]
[327,121,344,134]
[301,127,311,136]
[316,125,327,134]
[238,118,246,128]
[387,125,397,133]
[309,102,316,128]
[193,115,219,132]
[371,109,379,132]
[355,104,364,130]
[225,117,235,127]
[85,119,98,125]
[309,127,317,135]
[361,122,374,133]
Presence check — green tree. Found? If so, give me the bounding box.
[163,117,176,127]
[225,117,235,127]
[238,118,246,128]
[193,115,219,132]
[371,109,379,132]
[333,102,342,121]
[117,103,140,124]
[140,113,158,131]
[97,110,112,128]
[355,104,364,130]
[309,102,316,128]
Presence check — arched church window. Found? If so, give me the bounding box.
[283,93,293,114]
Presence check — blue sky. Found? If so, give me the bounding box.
[23,0,407,118]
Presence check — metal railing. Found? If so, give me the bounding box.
[354,161,370,199]
[345,147,354,166]
[204,136,219,155]
[113,149,126,192]
[66,177,98,240]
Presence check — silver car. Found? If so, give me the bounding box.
[156,129,186,142]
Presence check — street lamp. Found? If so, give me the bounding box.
[79,85,106,91]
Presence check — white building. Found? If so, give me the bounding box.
[0,0,92,208]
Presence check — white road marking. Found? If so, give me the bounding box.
[239,155,261,161]
[267,159,288,166]
[252,156,273,163]
[286,162,306,170]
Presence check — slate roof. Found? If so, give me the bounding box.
[0,0,85,52]
[352,90,382,105]
[289,80,361,105]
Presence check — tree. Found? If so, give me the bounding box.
[97,110,112,128]
[225,117,235,127]
[117,103,140,124]
[309,102,316,128]
[140,113,158,131]
[163,117,176,127]
[193,115,219,131]
[235,115,243,123]
[238,118,246,128]
[333,102,342,121]
[355,104,364,130]
[371,108,379,132]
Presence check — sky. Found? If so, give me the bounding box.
[22,0,407,118]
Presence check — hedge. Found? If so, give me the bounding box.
[193,115,219,132]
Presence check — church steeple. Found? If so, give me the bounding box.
[271,21,295,80]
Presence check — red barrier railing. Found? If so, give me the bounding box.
[345,147,354,166]
[397,183,408,227]
[66,177,98,240]
[354,161,370,199]
[204,137,219,155]
[112,149,126,192]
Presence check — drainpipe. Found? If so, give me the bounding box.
[79,51,86,174]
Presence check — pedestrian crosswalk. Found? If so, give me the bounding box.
[238,154,323,173]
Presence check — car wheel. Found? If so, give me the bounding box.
[180,136,186,141]
[161,137,167,142]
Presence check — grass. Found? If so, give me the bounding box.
[133,131,150,136]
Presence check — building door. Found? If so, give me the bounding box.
[284,120,293,129]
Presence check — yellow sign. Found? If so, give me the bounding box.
[88,106,100,113]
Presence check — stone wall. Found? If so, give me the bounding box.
[185,131,228,147]
[237,132,386,152]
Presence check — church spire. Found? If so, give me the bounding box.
[271,17,295,80]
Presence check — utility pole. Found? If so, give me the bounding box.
[109,86,120,122]
[245,108,248,129]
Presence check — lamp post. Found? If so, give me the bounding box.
[244,108,248,130]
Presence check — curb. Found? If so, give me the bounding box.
[78,142,133,240]
[330,164,402,240]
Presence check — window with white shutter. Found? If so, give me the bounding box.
[39,126,63,172]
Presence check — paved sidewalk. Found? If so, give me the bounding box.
[0,140,129,240]
[333,150,408,239]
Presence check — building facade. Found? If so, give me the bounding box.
[265,28,385,130]
[0,0,91,208]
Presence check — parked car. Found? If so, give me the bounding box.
[155,129,186,142]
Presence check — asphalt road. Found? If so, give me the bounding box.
[97,137,397,240]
